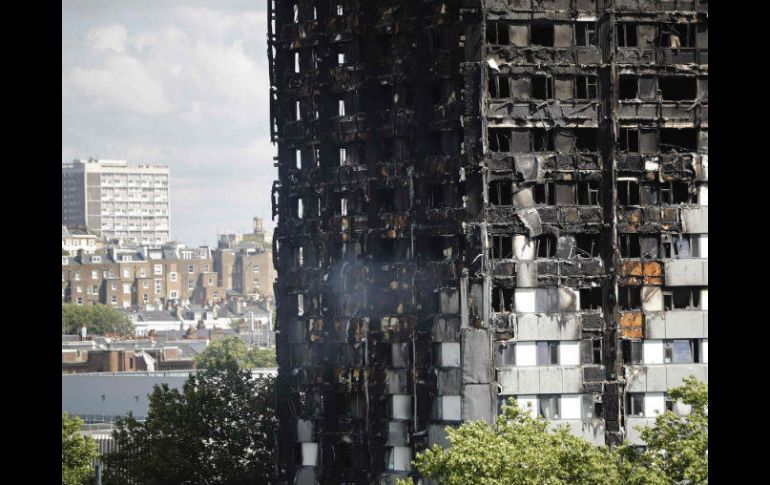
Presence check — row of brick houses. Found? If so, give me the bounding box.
[62,242,276,310]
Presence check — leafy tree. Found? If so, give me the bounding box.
[195,336,276,370]
[399,377,707,485]
[62,248,70,256]
[103,365,277,485]
[398,400,622,485]
[62,412,98,485]
[248,346,277,367]
[62,304,134,336]
[618,376,708,485]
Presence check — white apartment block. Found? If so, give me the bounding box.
[62,158,170,246]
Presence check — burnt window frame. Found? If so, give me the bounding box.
[662,287,702,310]
[488,180,513,206]
[531,73,554,100]
[536,234,557,258]
[617,179,640,205]
[492,284,515,312]
[533,181,556,205]
[574,233,600,258]
[530,22,555,47]
[575,21,598,47]
[488,128,511,152]
[619,233,641,258]
[618,286,642,310]
[488,72,511,99]
[536,341,559,366]
[577,181,600,205]
[576,75,598,100]
[617,22,638,48]
[618,128,639,152]
[487,21,510,45]
[490,234,514,259]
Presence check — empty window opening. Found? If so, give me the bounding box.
[659,77,697,101]
[489,181,513,206]
[617,180,640,205]
[490,235,514,259]
[296,246,305,267]
[618,128,639,152]
[574,234,600,257]
[617,23,637,47]
[499,344,516,366]
[295,149,303,169]
[576,22,597,47]
[664,339,700,364]
[336,2,344,16]
[537,234,557,258]
[533,129,555,151]
[337,50,346,65]
[488,128,511,152]
[492,285,514,312]
[663,287,701,310]
[532,74,553,100]
[576,75,598,99]
[294,100,302,121]
[661,23,694,48]
[580,287,602,310]
[338,98,346,116]
[619,234,641,258]
[377,188,395,212]
[534,182,556,205]
[660,129,698,152]
[574,129,597,152]
[627,393,644,417]
[577,181,600,205]
[591,339,602,365]
[339,147,347,165]
[660,182,692,204]
[618,75,638,99]
[486,21,509,45]
[531,23,554,47]
[338,196,348,216]
[336,442,352,468]
[618,286,642,310]
[537,341,559,366]
[293,4,299,23]
[666,234,699,259]
[621,340,643,364]
[539,395,560,419]
[488,74,510,98]
[428,185,445,209]
[294,51,301,73]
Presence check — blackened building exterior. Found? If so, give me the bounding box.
[269,1,707,483]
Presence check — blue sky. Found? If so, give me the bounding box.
[62,0,275,246]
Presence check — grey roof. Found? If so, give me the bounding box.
[136,311,179,322]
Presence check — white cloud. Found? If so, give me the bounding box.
[86,23,128,53]
[67,55,174,115]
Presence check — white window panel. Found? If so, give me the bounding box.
[438,396,462,421]
[701,339,708,364]
[559,341,580,366]
[513,235,536,260]
[645,392,665,418]
[301,443,318,467]
[437,343,461,368]
[515,342,537,366]
[560,394,582,420]
[515,288,537,312]
[391,395,412,420]
[698,235,708,258]
[701,289,708,310]
[643,340,664,364]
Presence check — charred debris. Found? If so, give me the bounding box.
[268,0,707,483]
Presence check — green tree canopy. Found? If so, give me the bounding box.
[195,336,276,370]
[62,412,98,485]
[618,375,708,485]
[399,377,707,485]
[103,365,277,485]
[62,304,134,336]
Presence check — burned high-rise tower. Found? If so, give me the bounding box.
[269,1,708,483]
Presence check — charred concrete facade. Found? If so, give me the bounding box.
[270,1,707,483]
